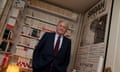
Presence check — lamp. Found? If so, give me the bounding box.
[6,63,19,72]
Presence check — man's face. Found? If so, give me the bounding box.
[56,22,68,35]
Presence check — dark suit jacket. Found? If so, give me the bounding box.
[32,32,71,72]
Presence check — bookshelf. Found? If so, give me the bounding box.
[12,4,76,71]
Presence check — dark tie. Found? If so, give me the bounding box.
[54,35,61,56]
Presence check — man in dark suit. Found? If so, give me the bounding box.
[32,20,71,72]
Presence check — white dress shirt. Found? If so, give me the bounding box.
[54,33,63,50]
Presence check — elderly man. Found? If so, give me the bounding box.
[32,20,71,72]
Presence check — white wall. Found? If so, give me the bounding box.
[105,0,120,72]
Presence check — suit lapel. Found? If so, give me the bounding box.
[58,37,66,54]
[51,33,55,50]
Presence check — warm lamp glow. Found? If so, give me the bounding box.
[6,63,19,72]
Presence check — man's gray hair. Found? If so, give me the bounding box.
[58,20,69,29]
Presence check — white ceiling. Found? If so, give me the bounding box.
[42,0,100,13]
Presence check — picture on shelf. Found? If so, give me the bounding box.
[2,29,10,40]
[31,29,38,37]
[6,43,12,52]
[0,41,12,52]
[0,41,8,51]
[2,28,14,40]
[31,29,40,38]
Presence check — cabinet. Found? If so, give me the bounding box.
[0,0,13,44]
[0,1,15,71]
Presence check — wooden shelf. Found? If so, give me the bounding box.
[21,34,39,40]
[10,16,17,20]
[2,39,14,44]
[24,23,42,31]
[30,26,42,31]
[0,51,12,54]
[13,54,32,60]
[17,44,34,49]
[26,15,57,26]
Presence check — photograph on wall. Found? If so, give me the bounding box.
[90,14,107,44]
[81,14,107,46]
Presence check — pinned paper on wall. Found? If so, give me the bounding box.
[97,56,104,72]
[6,18,16,28]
